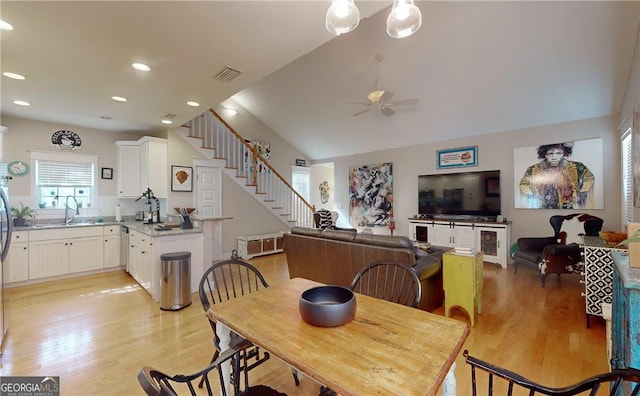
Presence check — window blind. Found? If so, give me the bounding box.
[36,160,94,186]
[622,129,632,225]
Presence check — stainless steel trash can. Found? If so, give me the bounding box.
[160,251,192,311]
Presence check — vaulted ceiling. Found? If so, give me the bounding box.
[2,1,639,160]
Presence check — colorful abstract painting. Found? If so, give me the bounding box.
[349,162,393,226]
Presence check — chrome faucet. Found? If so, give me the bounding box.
[64,195,80,224]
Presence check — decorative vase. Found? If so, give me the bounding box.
[13,218,26,227]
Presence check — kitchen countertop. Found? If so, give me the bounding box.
[15,220,205,237]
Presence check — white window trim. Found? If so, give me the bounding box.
[30,150,99,207]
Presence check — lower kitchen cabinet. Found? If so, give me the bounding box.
[5,231,29,283]
[103,226,121,268]
[29,226,104,279]
[129,229,203,301]
[29,239,71,279]
[8,225,111,284]
[68,236,104,273]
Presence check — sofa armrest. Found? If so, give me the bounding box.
[517,236,559,252]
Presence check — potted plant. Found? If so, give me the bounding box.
[11,202,37,227]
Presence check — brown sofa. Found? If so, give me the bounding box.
[283,227,448,311]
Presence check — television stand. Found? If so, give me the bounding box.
[408,218,511,269]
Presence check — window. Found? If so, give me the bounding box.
[31,151,97,209]
[291,165,310,201]
[622,128,632,226]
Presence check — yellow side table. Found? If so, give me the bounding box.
[443,250,483,327]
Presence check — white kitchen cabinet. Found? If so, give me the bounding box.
[68,236,104,273]
[5,231,29,283]
[127,228,204,301]
[409,219,511,269]
[129,229,153,294]
[29,239,70,279]
[115,137,167,199]
[28,226,104,280]
[116,144,141,198]
[103,226,121,269]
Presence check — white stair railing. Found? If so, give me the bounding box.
[182,110,314,228]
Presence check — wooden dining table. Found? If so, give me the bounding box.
[206,277,470,396]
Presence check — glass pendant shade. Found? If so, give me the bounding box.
[386,0,422,39]
[326,0,360,36]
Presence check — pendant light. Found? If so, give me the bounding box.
[325,0,360,36]
[386,0,422,39]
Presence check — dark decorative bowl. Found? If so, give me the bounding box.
[299,285,357,327]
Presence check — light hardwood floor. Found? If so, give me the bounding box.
[0,254,608,395]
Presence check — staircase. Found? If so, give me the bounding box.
[177,109,314,228]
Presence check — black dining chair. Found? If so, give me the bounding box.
[138,337,251,396]
[198,250,300,389]
[349,261,422,308]
[464,350,640,395]
[198,250,271,389]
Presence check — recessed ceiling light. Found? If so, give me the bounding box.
[223,107,238,116]
[132,63,150,72]
[187,101,200,107]
[161,120,173,125]
[13,100,30,106]
[0,20,13,31]
[112,96,127,102]
[3,72,25,80]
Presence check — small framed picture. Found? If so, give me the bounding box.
[101,167,113,180]
[436,146,478,169]
[171,165,193,192]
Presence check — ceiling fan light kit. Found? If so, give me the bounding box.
[325,0,422,38]
[325,0,360,36]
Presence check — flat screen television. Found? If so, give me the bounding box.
[418,170,501,220]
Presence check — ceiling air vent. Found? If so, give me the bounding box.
[164,113,177,119]
[213,66,242,82]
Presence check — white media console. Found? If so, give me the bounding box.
[408,219,511,269]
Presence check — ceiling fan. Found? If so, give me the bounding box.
[349,54,419,117]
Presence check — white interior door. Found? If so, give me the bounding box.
[196,166,221,218]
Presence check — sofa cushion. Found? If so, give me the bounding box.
[319,229,357,242]
[291,227,323,237]
[354,233,414,249]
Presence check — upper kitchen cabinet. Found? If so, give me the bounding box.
[115,137,168,198]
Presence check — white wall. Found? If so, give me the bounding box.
[316,114,621,245]
[310,164,334,211]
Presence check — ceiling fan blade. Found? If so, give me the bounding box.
[380,106,395,117]
[379,90,394,103]
[352,108,371,117]
[346,101,372,106]
[387,98,419,107]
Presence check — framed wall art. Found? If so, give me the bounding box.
[171,165,193,192]
[436,146,478,169]
[514,138,603,209]
[101,167,113,180]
